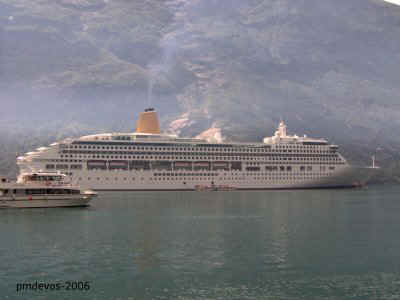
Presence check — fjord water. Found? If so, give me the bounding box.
[2,185,400,299]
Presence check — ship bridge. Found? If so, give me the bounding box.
[263,121,328,145]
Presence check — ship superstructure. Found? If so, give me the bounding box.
[17,108,374,190]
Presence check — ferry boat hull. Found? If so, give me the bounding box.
[0,195,93,208]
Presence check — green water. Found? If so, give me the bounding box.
[1,185,400,299]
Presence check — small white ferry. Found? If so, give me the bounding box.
[0,172,97,208]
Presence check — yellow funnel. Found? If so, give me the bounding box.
[136,108,161,134]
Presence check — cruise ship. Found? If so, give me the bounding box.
[17,108,375,191]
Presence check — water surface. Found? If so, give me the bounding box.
[1,185,400,299]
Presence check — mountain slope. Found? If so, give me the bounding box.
[1,0,400,179]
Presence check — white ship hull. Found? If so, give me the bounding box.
[55,166,375,191]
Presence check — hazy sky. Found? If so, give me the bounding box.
[383,0,400,5]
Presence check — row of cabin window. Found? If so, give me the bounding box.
[65,145,331,153]
[77,175,334,182]
[60,155,342,163]
[75,168,337,175]
[60,151,341,158]
[85,167,233,171]
[46,165,229,171]
[154,173,218,177]
[153,172,333,177]
[152,176,333,180]
[85,172,333,178]
[69,142,326,148]
[46,164,82,170]
[265,166,335,171]
[48,164,336,172]
[62,149,335,155]
[44,158,346,165]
